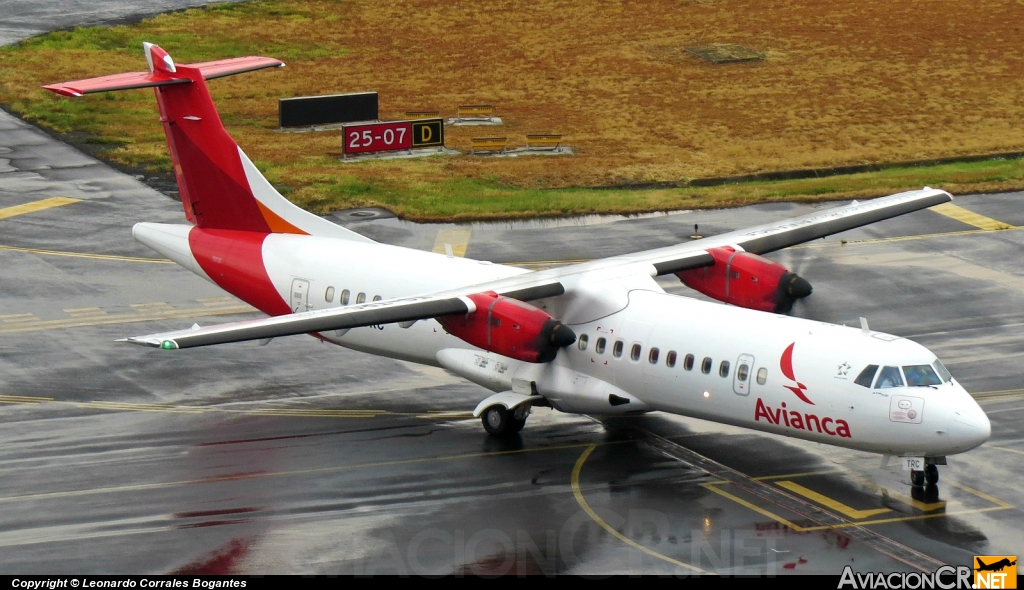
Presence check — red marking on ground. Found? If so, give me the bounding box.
[170,537,252,574]
[176,519,249,529]
[174,507,259,519]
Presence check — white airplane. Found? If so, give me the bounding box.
[45,43,991,489]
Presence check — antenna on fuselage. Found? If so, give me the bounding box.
[859,317,870,333]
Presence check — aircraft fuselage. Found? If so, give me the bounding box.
[136,224,991,458]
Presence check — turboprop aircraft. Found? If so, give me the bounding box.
[44,43,991,489]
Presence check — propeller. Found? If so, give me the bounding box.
[773,271,813,314]
[770,250,817,318]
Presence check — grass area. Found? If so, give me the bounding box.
[2,0,1024,220]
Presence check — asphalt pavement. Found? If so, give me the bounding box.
[0,0,1022,575]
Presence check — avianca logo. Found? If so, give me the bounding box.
[781,342,814,405]
[755,398,852,438]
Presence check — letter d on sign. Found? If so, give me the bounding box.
[421,126,432,142]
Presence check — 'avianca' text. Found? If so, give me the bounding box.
[755,398,852,438]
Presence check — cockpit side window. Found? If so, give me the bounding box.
[903,365,942,387]
[932,359,952,383]
[854,365,879,388]
[874,366,904,389]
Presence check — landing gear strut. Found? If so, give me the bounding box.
[481,404,529,437]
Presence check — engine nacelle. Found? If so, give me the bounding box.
[676,246,812,313]
[437,292,576,363]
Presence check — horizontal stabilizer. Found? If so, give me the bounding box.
[43,56,284,97]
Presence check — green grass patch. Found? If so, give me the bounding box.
[3,0,1024,221]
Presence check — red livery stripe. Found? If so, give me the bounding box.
[188,229,290,316]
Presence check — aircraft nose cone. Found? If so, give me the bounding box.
[948,399,991,452]
[786,274,813,299]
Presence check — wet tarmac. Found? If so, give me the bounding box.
[1,0,1023,576]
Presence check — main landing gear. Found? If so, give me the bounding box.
[481,404,529,437]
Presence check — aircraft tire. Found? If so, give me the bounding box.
[508,416,526,434]
[924,463,939,485]
[910,469,925,487]
[482,405,512,436]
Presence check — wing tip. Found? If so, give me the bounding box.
[118,336,174,349]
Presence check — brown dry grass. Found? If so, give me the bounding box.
[2,0,1024,218]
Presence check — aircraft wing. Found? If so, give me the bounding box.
[124,282,568,349]
[126,187,950,349]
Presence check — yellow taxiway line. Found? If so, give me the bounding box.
[432,229,472,257]
[0,304,257,334]
[0,197,81,220]
[775,480,892,519]
[929,203,1016,231]
[571,444,710,574]
[0,244,172,263]
[699,477,1012,533]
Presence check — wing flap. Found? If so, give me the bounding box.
[735,189,952,255]
[645,188,952,275]
[128,296,470,349]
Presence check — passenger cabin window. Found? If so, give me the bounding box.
[666,350,677,368]
[719,360,730,377]
[756,367,768,385]
[578,334,589,351]
[737,364,749,382]
[630,344,642,361]
[932,360,952,383]
[648,348,659,364]
[854,365,879,388]
[613,340,624,358]
[874,366,904,389]
[596,337,606,354]
[684,354,695,371]
[341,289,350,305]
[356,292,366,304]
[373,295,382,302]
[701,357,712,374]
[903,365,942,387]
[325,287,335,302]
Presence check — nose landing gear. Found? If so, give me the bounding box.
[910,462,940,486]
[909,459,942,502]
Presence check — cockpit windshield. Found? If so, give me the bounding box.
[874,366,904,389]
[902,364,942,387]
[854,360,953,389]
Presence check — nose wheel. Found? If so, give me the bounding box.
[910,464,939,487]
[924,463,939,485]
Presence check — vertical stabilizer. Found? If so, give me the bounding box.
[44,43,374,243]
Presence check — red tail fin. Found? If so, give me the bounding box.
[44,43,374,241]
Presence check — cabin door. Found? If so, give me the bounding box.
[733,353,755,396]
[290,278,310,312]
